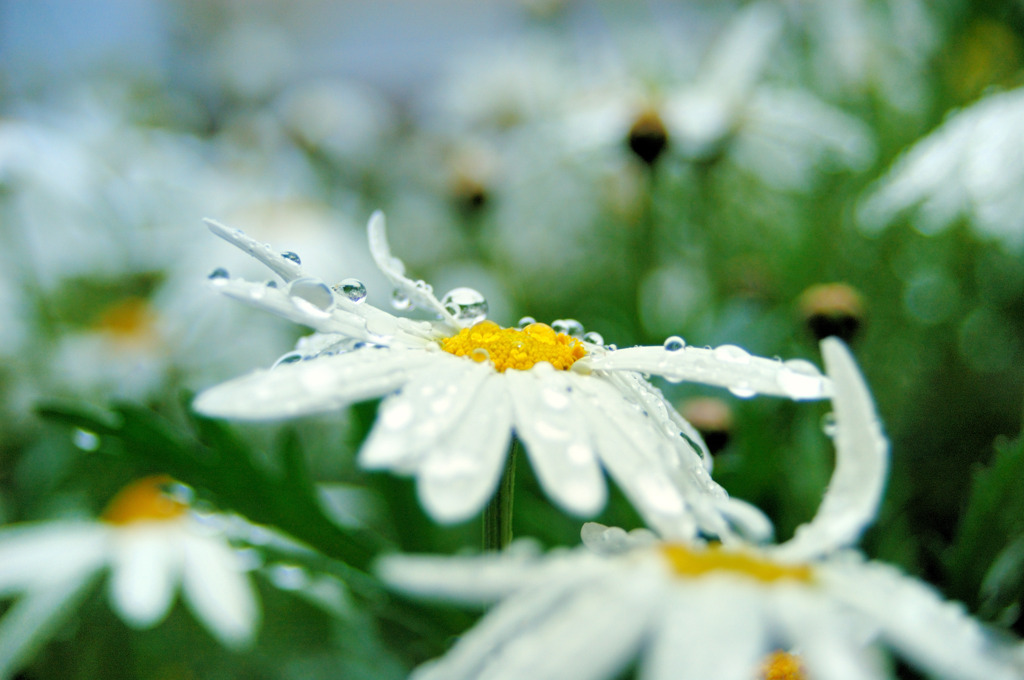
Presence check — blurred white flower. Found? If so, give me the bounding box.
[0,477,260,678]
[858,87,1024,251]
[380,340,1019,680]
[193,212,832,538]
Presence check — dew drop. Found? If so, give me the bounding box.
[517,316,537,329]
[470,347,490,363]
[266,280,278,288]
[332,278,367,303]
[72,428,100,451]
[552,319,584,337]
[713,344,751,364]
[272,351,304,369]
[821,412,837,437]
[391,289,412,311]
[728,383,757,399]
[268,563,308,590]
[207,267,229,281]
[281,251,301,265]
[288,278,334,310]
[606,343,618,351]
[663,335,686,352]
[583,331,604,345]
[777,359,827,399]
[441,287,489,325]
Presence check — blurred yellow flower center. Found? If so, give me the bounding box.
[441,320,586,372]
[761,651,806,680]
[101,475,188,525]
[94,297,157,345]
[660,544,813,584]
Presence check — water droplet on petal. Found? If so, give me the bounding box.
[470,347,490,363]
[288,278,334,310]
[72,428,100,451]
[583,331,604,345]
[268,563,308,590]
[713,344,752,364]
[821,412,837,437]
[272,351,304,369]
[517,316,537,329]
[332,278,367,303]
[728,383,756,399]
[281,251,301,265]
[552,319,584,337]
[391,289,412,311]
[207,267,229,281]
[606,343,618,351]
[663,335,686,352]
[441,287,489,325]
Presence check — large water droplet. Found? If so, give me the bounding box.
[663,335,686,352]
[333,278,367,304]
[517,316,537,329]
[821,412,837,437]
[281,251,301,265]
[713,344,752,364]
[552,319,584,337]
[728,383,756,399]
[72,428,100,451]
[272,351,304,369]
[391,289,412,311]
[288,278,334,310]
[583,331,604,345]
[470,347,490,363]
[207,267,229,281]
[441,287,489,325]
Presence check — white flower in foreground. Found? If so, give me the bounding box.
[0,476,259,678]
[380,339,1020,680]
[858,86,1024,251]
[194,212,831,539]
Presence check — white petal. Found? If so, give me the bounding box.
[376,544,545,606]
[215,277,372,338]
[581,344,831,400]
[0,576,98,679]
[107,524,180,628]
[771,583,885,680]
[699,0,782,96]
[416,374,514,523]
[180,532,259,649]
[641,582,768,680]
[506,368,606,517]
[774,338,888,561]
[0,522,108,594]
[359,357,491,470]
[822,558,1021,680]
[366,211,458,327]
[205,218,304,282]
[414,561,657,680]
[193,346,435,420]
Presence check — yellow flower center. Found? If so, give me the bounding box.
[440,320,587,372]
[94,297,158,346]
[761,651,806,680]
[660,543,813,584]
[101,475,189,525]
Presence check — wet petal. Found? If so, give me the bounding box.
[774,338,888,561]
[506,368,606,517]
[205,218,304,283]
[107,524,180,628]
[581,344,831,400]
[180,532,259,649]
[193,346,435,420]
[359,357,491,470]
[0,522,108,593]
[416,374,514,523]
[367,211,458,327]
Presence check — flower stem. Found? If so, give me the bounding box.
[483,438,518,551]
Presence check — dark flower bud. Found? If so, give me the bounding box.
[798,282,865,343]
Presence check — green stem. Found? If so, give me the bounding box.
[483,438,519,551]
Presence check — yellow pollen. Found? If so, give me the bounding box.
[761,651,806,680]
[660,543,813,584]
[101,475,189,525]
[440,320,587,372]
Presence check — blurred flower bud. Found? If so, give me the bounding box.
[679,396,734,455]
[798,282,865,342]
[626,109,669,166]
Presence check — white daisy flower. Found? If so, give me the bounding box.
[193,212,832,539]
[0,476,259,678]
[858,86,1024,251]
[379,338,1022,680]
